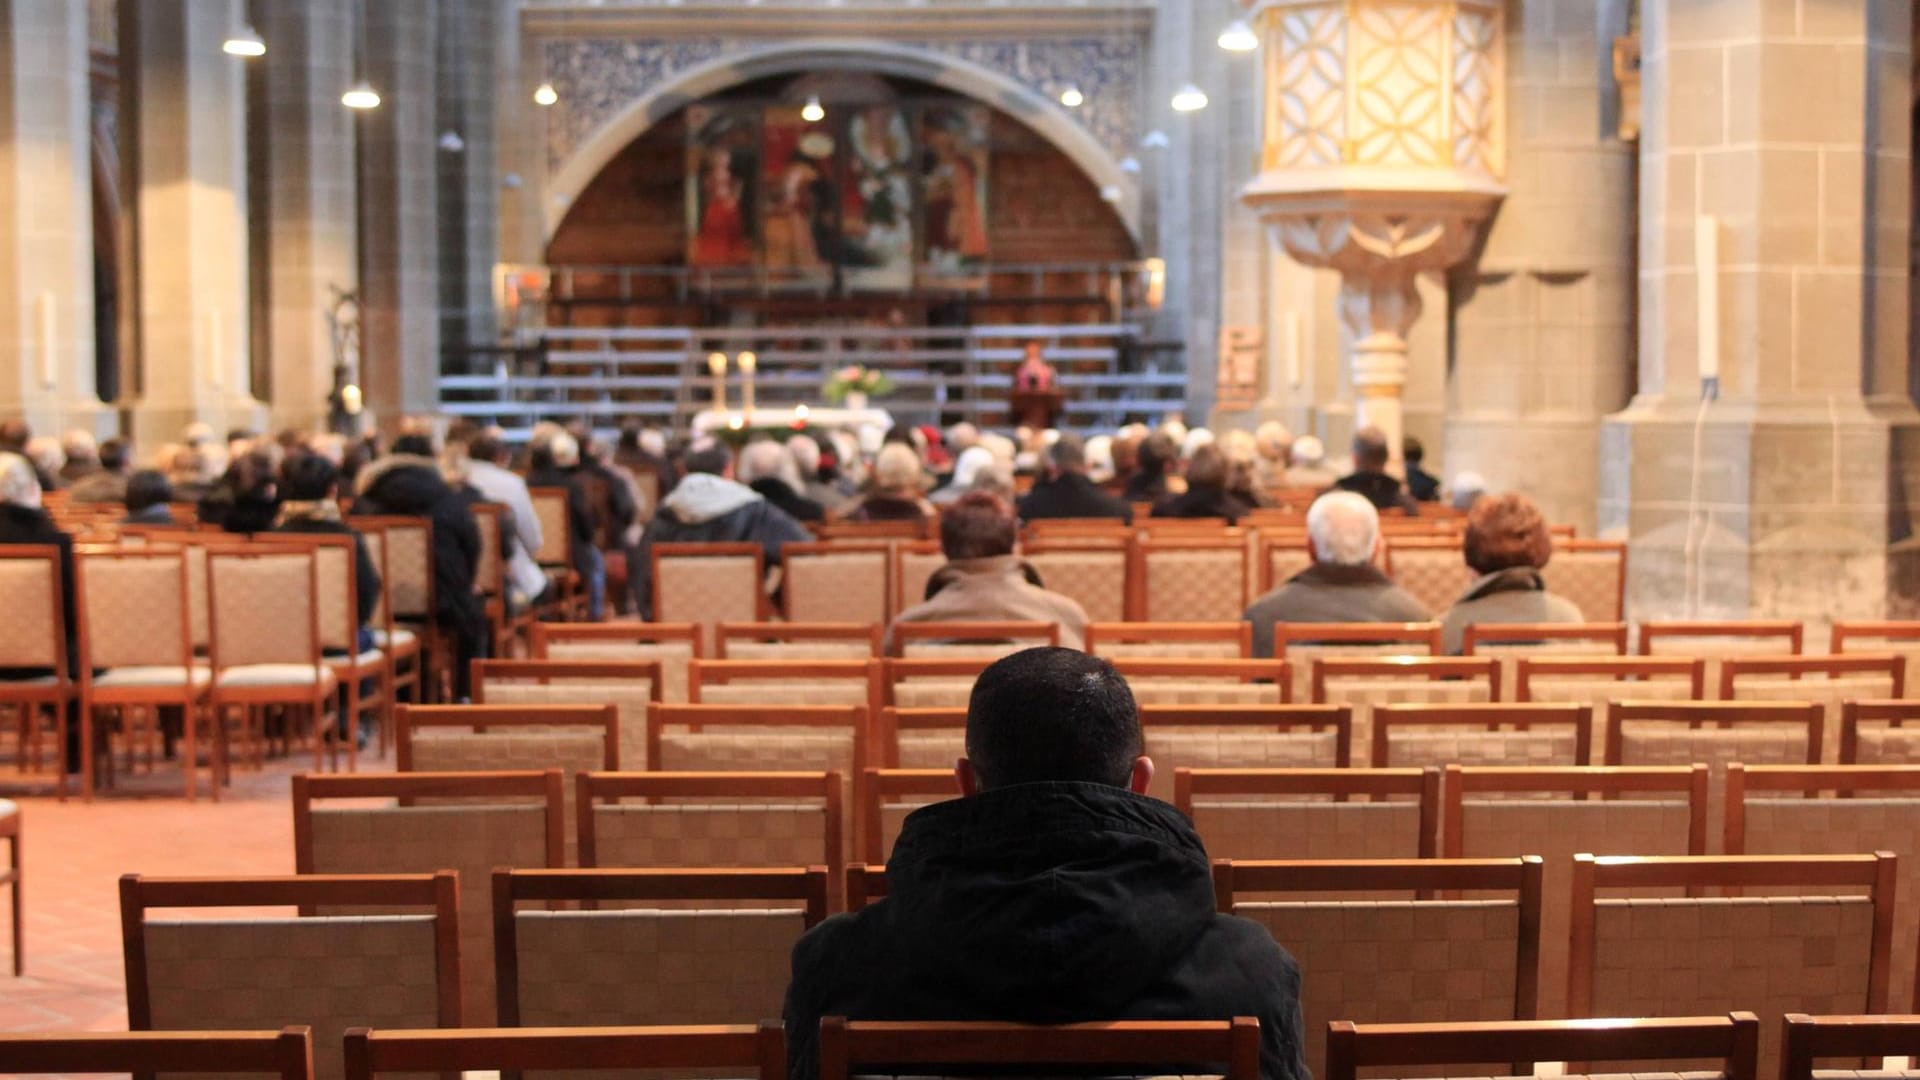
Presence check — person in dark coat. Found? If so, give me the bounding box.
[1334,426,1419,514]
[526,431,607,620]
[631,442,811,620]
[273,452,381,638]
[201,449,281,535]
[351,434,487,700]
[122,471,176,525]
[1403,435,1442,503]
[0,451,79,772]
[1017,433,1133,523]
[1242,491,1430,658]
[614,421,680,498]
[1122,431,1178,503]
[784,647,1307,1080]
[1151,444,1252,523]
[738,439,824,524]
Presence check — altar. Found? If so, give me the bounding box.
[689,405,895,438]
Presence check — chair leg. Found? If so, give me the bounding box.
[9,831,21,976]
[79,700,92,804]
[182,699,198,802]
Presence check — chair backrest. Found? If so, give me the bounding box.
[1324,1014,1760,1080]
[1109,657,1293,707]
[1781,1013,1920,1080]
[121,872,462,1080]
[578,769,843,884]
[340,1023,786,1080]
[816,1018,1261,1080]
[473,659,662,768]
[1726,763,1920,1010]
[1131,535,1250,621]
[354,517,435,623]
[1515,654,1707,701]
[652,542,767,648]
[1384,539,1473,614]
[1569,852,1895,1078]
[207,547,322,669]
[648,704,867,809]
[533,621,701,703]
[0,545,67,673]
[1274,621,1443,661]
[1136,702,1350,799]
[525,488,573,566]
[1215,856,1544,1080]
[395,703,620,772]
[76,547,191,672]
[0,1028,316,1080]
[687,658,877,709]
[292,771,566,1026]
[1370,702,1590,768]
[819,519,930,542]
[1607,700,1825,767]
[895,620,1058,659]
[889,539,946,616]
[880,656,996,708]
[781,541,890,624]
[276,533,363,655]
[1720,654,1903,762]
[1085,621,1251,659]
[1841,699,1920,764]
[1444,764,1709,1017]
[1021,536,1130,623]
[1464,623,1628,699]
[1832,621,1920,696]
[716,622,882,659]
[1174,766,1439,860]
[1312,655,1497,703]
[469,502,506,600]
[1257,534,1314,595]
[1642,619,1805,698]
[860,767,957,864]
[493,867,828,1027]
[1537,538,1627,621]
[876,706,968,770]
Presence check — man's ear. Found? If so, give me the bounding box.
[955,758,979,796]
[1128,755,1155,795]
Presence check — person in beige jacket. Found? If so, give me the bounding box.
[885,491,1089,654]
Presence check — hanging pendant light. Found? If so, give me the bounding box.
[341,80,381,110]
[1171,83,1210,113]
[1059,86,1084,108]
[222,25,266,57]
[801,96,825,123]
[1216,20,1257,52]
[533,82,559,107]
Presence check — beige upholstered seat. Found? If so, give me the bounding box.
[891,543,947,616]
[76,549,207,798]
[1387,544,1474,614]
[206,550,337,769]
[1023,547,1127,623]
[784,548,888,624]
[1539,543,1626,621]
[478,675,657,769]
[541,637,695,703]
[654,547,764,651]
[591,804,830,869]
[1141,547,1248,621]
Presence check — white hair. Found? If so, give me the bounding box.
[977,432,1017,466]
[637,428,668,458]
[787,435,821,479]
[948,445,996,489]
[945,422,980,452]
[1306,491,1380,567]
[0,452,40,509]
[1181,427,1215,460]
[1451,470,1489,512]
[24,436,63,476]
[1254,421,1292,461]
[970,460,1015,500]
[62,428,98,461]
[1291,435,1327,467]
[549,431,580,468]
[1084,435,1115,483]
[739,439,798,487]
[873,442,924,492]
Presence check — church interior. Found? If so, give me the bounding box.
[6,0,1920,1076]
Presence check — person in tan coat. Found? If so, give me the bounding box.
[885,491,1088,653]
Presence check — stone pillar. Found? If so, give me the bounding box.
[253,0,357,434]
[1600,0,1912,626]
[1446,0,1637,532]
[358,0,438,429]
[435,0,499,350]
[0,0,101,436]
[128,0,262,448]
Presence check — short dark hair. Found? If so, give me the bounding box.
[684,444,732,477]
[940,491,1017,560]
[281,452,339,501]
[468,432,505,465]
[1136,432,1177,476]
[966,648,1142,790]
[1045,433,1087,472]
[392,433,436,458]
[1352,427,1390,471]
[1464,492,1553,575]
[98,438,129,471]
[1185,444,1228,488]
[125,469,172,511]
[1403,436,1425,465]
[0,420,29,453]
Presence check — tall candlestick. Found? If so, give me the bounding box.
[738,351,757,415]
[707,351,728,412]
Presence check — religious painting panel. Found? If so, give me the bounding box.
[685,104,759,269]
[919,104,991,278]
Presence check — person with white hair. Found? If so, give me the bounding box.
[1180,427,1215,463]
[739,438,824,523]
[1083,434,1116,484]
[851,442,935,523]
[1280,434,1339,488]
[944,421,980,454]
[527,430,607,620]
[930,445,995,507]
[24,435,64,490]
[1253,421,1292,487]
[1240,490,1431,659]
[0,450,79,772]
[59,428,100,484]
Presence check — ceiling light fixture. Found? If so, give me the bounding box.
[341,80,381,110]
[1171,83,1210,113]
[1059,86,1084,108]
[533,82,559,107]
[1217,20,1258,52]
[801,96,825,123]
[222,25,266,57]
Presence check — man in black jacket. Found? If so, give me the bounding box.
[783,647,1307,1080]
[631,442,811,620]
[1016,433,1132,523]
[1333,426,1418,514]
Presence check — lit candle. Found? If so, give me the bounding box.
[707,351,728,412]
[737,351,757,415]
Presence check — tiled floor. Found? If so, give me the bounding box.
[0,753,365,1036]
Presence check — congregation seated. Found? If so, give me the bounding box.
[68,437,130,505]
[1332,426,1417,515]
[0,452,78,771]
[121,470,174,525]
[928,445,994,507]
[452,424,548,609]
[1152,444,1251,524]
[273,453,381,646]
[1402,436,1441,503]
[789,432,852,515]
[632,440,812,620]
[887,492,1088,652]
[1439,490,1583,653]
[201,445,281,534]
[613,419,680,495]
[1242,491,1430,658]
[849,442,935,522]
[1123,430,1178,502]
[784,647,1305,1080]
[1016,433,1132,523]
[527,428,608,620]
[739,438,825,523]
[1281,434,1338,488]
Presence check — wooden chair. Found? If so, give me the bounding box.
[341,1023,785,1080]
[649,702,867,781]
[888,539,946,618]
[1726,763,1920,1010]
[859,767,957,864]
[394,703,619,772]
[1129,534,1250,621]
[0,546,77,796]
[1538,537,1629,622]
[1084,621,1250,659]
[1136,702,1351,799]
[74,547,209,800]
[893,619,1058,659]
[1833,620,1920,693]
[533,621,701,703]
[353,517,436,703]
[1214,856,1544,1080]
[716,621,882,659]
[492,867,828,1026]
[1369,701,1589,767]
[1841,699,1920,764]
[879,656,997,709]
[781,541,890,624]
[472,658,662,769]
[1642,619,1806,698]
[1272,621,1442,701]
[818,519,931,542]
[1325,1013,1760,1080]
[652,542,767,652]
[1173,766,1440,859]
[0,797,17,974]
[1313,656,1500,757]
[1444,764,1710,1017]
[1514,654,1707,701]
[1383,537,1473,614]
[1782,1013,1920,1080]
[846,862,890,910]
[1720,654,1904,762]
[1108,657,1293,707]
[1569,853,1896,1078]
[1255,533,1313,597]
[1021,535,1131,623]
[577,770,844,889]
[1463,622,1629,700]
[469,501,530,658]
[293,533,392,771]
[1607,700,1825,768]
[526,487,584,620]
[816,1017,1261,1080]
[292,771,566,1026]
[688,659,877,709]
[0,1028,315,1080]
[121,872,462,1080]
[205,547,337,776]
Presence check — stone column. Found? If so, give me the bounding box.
[0,0,100,437]
[436,0,499,351]
[128,0,262,448]
[1445,0,1637,532]
[252,0,357,434]
[1600,0,1912,625]
[358,0,438,429]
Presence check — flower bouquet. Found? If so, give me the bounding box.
[823,364,894,409]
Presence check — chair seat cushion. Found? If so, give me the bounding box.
[94,665,212,689]
[371,628,417,649]
[216,664,340,690]
[326,648,385,669]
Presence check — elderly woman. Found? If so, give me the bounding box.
[850,442,936,523]
[929,445,995,507]
[1440,492,1583,653]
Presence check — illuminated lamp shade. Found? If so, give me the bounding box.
[801,96,825,123]
[533,82,559,107]
[1170,83,1209,113]
[1059,87,1084,108]
[341,81,381,110]
[1217,20,1258,52]
[222,25,266,57]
